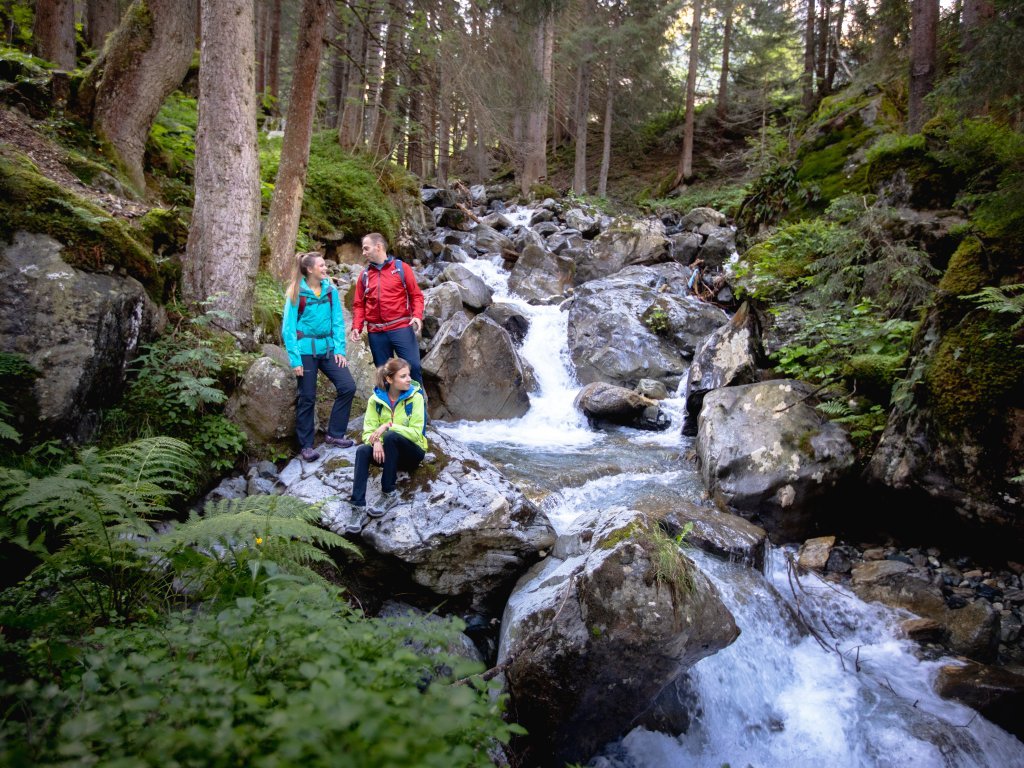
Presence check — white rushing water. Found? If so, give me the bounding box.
[433,229,1024,767]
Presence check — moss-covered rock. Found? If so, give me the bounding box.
[137,207,188,254]
[938,238,993,296]
[924,311,1024,434]
[844,353,905,404]
[0,150,166,296]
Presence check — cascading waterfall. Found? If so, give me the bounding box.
[434,220,1024,767]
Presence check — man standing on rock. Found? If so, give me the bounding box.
[350,233,426,388]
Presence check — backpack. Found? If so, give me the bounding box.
[361,258,412,313]
[297,284,334,322]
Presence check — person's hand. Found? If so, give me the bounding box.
[349,328,362,343]
[411,317,422,334]
[293,365,304,376]
[335,354,347,367]
[372,441,385,462]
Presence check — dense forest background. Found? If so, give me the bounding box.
[1,0,1024,765]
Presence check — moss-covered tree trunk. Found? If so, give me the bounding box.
[183,0,260,330]
[76,0,197,195]
[266,0,330,281]
[33,0,75,69]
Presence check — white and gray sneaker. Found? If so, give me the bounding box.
[344,504,367,534]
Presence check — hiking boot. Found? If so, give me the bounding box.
[379,489,401,512]
[300,446,320,462]
[344,504,367,534]
[324,434,355,449]
[366,502,387,519]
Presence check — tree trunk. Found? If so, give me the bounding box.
[325,5,345,128]
[184,0,261,330]
[256,0,267,98]
[363,0,387,144]
[908,0,939,133]
[597,61,614,198]
[338,13,366,149]
[674,0,702,186]
[522,9,553,193]
[370,0,406,160]
[85,0,119,50]
[960,0,993,56]
[802,0,816,111]
[716,0,733,121]
[815,0,829,98]
[33,0,75,68]
[826,0,845,92]
[572,49,590,195]
[266,0,329,281]
[268,0,282,105]
[77,0,196,195]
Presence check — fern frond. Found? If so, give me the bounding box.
[99,437,198,501]
[816,399,853,417]
[966,283,1024,330]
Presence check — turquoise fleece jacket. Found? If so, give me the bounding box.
[362,381,428,452]
[281,278,347,368]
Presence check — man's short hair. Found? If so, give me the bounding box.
[363,232,387,250]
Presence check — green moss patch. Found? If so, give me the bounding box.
[938,238,993,296]
[924,311,1024,433]
[0,150,165,295]
[795,121,874,206]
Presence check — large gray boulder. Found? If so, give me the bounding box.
[422,282,465,340]
[473,223,517,258]
[279,430,555,608]
[225,346,295,446]
[422,314,530,420]
[564,208,601,238]
[663,501,768,570]
[508,243,574,302]
[696,380,856,541]
[680,207,727,231]
[497,507,738,766]
[574,217,670,284]
[0,232,161,441]
[440,263,493,310]
[573,381,666,430]
[681,302,764,435]
[567,263,729,388]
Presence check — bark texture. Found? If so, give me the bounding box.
[266,0,330,281]
[183,0,261,329]
[83,0,197,194]
[86,0,120,50]
[33,0,75,69]
[522,10,553,193]
[908,0,939,133]
[675,0,702,185]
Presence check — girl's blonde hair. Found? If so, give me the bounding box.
[375,358,411,390]
[286,251,324,304]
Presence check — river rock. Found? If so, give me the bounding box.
[681,302,764,435]
[934,661,1024,739]
[636,379,669,400]
[573,381,662,429]
[508,243,574,302]
[479,211,513,230]
[281,429,554,608]
[433,207,467,229]
[497,507,738,766]
[696,380,857,542]
[483,303,530,345]
[697,227,737,267]
[670,231,702,264]
[680,207,727,231]
[574,217,670,284]
[421,187,457,209]
[0,231,161,441]
[422,314,530,420]
[422,282,465,339]
[567,263,729,388]
[564,208,601,238]
[664,501,768,570]
[473,223,517,258]
[798,536,836,571]
[850,563,1000,661]
[440,263,493,310]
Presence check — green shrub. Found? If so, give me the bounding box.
[733,219,845,301]
[146,91,198,206]
[642,183,748,218]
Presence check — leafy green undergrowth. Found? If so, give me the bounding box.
[102,307,252,476]
[146,90,198,207]
[641,182,749,219]
[260,132,414,247]
[0,437,514,767]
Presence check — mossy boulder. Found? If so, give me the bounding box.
[0,150,166,296]
[843,353,904,405]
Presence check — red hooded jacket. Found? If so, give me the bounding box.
[352,257,425,333]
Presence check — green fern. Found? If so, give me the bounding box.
[0,401,20,443]
[966,283,1024,331]
[816,399,853,417]
[159,495,360,599]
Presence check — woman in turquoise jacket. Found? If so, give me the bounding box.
[344,357,427,532]
[281,252,356,462]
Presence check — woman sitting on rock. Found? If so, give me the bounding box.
[282,251,356,462]
[345,357,427,532]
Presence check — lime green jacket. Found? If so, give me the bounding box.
[362,381,428,452]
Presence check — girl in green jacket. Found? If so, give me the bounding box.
[281,252,356,462]
[345,357,427,532]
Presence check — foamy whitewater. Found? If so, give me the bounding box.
[432,216,1024,767]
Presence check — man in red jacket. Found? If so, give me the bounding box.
[350,232,426,387]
